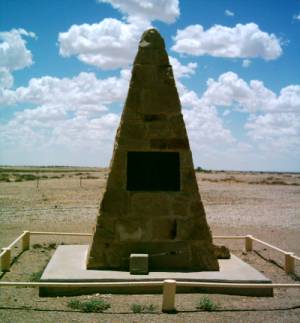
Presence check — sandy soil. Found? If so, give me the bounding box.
[0,169,300,322]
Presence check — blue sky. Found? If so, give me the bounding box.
[0,0,299,171]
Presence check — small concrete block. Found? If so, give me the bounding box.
[130,253,149,275]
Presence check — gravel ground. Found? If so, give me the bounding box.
[0,169,299,322]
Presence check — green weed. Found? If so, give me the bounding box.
[196,296,218,311]
[68,299,111,313]
[130,303,157,313]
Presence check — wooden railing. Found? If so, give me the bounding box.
[1,231,299,274]
[1,231,300,312]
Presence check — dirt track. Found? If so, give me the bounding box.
[0,169,300,322]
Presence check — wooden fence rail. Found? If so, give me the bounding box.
[1,231,299,275]
[0,280,300,313]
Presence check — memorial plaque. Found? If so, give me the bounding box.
[127,152,180,191]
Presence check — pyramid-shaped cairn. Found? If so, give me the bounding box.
[87,29,219,271]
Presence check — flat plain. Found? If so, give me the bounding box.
[0,167,299,322]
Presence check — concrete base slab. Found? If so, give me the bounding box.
[40,245,273,297]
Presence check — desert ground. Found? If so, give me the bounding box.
[0,167,299,322]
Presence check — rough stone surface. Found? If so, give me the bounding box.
[87,28,219,271]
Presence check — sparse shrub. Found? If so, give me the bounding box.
[0,173,10,182]
[130,303,143,313]
[21,174,37,181]
[47,243,57,249]
[68,299,81,309]
[130,303,157,313]
[85,175,98,179]
[195,167,212,173]
[196,296,217,311]
[68,299,111,313]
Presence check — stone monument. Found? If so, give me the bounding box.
[87,29,219,271]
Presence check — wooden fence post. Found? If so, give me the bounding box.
[245,235,253,252]
[0,248,11,272]
[162,279,176,313]
[285,252,295,274]
[22,231,30,251]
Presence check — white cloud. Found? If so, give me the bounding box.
[0,55,234,166]
[199,71,300,153]
[183,104,234,146]
[98,0,180,23]
[59,0,180,70]
[177,71,300,170]
[0,28,35,89]
[225,9,234,17]
[0,73,124,165]
[0,70,131,109]
[0,69,131,165]
[0,67,13,89]
[175,75,235,149]
[245,113,300,152]
[0,29,35,72]
[172,23,282,60]
[169,56,197,79]
[201,72,300,114]
[242,59,251,67]
[293,13,300,20]
[59,18,150,69]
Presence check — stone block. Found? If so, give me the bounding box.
[143,114,167,122]
[150,138,189,150]
[171,194,189,216]
[130,192,171,218]
[177,216,210,240]
[120,121,146,140]
[132,65,158,87]
[116,218,151,241]
[101,189,128,216]
[124,88,141,113]
[152,218,177,240]
[130,254,149,274]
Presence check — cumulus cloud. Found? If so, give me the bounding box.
[169,56,197,79]
[1,56,205,165]
[59,18,150,69]
[225,9,234,17]
[0,67,13,89]
[98,0,180,23]
[172,23,282,60]
[0,70,131,109]
[0,29,35,71]
[199,71,300,153]
[202,72,300,114]
[0,71,128,165]
[59,0,180,69]
[245,113,300,152]
[0,28,35,89]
